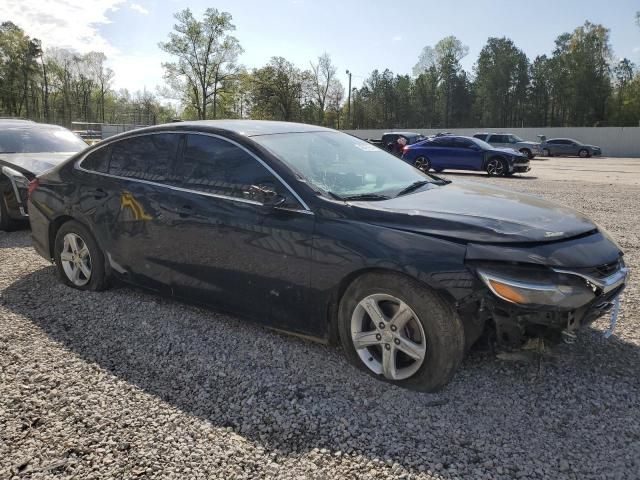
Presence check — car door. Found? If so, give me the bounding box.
[452,137,484,170]
[76,133,186,292]
[422,137,453,169]
[555,140,573,156]
[166,133,314,330]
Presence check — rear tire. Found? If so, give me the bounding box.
[338,272,465,392]
[54,220,108,291]
[414,156,431,172]
[0,195,16,231]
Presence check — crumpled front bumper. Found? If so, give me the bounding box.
[479,263,628,346]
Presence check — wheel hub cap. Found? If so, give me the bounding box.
[350,293,427,381]
[60,232,92,287]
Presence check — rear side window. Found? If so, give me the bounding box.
[430,137,455,147]
[453,138,474,148]
[473,134,488,141]
[109,134,180,182]
[82,147,110,173]
[178,134,284,201]
[490,135,508,143]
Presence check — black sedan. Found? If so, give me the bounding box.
[27,121,627,391]
[541,138,602,158]
[0,120,88,230]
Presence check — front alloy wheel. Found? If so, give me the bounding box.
[338,272,465,391]
[486,158,506,176]
[351,294,427,381]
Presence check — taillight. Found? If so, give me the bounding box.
[27,178,40,199]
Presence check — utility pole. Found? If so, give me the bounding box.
[345,69,352,128]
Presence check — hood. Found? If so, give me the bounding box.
[493,147,525,157]
[349,181,597,243]
[0,152,74,177]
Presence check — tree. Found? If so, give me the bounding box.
[159,8,243,119]
[473,37,529,127]
[434,36,469,127]
[250,57,304,121]
[309,53,337,125]
[412,46,435,77]
[551,22,612,126]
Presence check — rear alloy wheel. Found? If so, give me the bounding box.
[338,272,465,392]
[485,157,508,177]
[414,156,431,172]
[579,149,590,158]
[54,220,108,291]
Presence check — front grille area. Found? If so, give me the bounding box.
[573,260,622,280]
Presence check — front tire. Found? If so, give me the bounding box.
[338,272,465,392]
[579,149,590,158]
[54,220,108,291]
[413,156,431,172]
[485,157,508,177]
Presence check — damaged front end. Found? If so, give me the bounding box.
[457,233,628,348]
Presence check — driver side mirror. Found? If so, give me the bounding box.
[245,185,286,210]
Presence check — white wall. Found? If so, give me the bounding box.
[343,127,640,157]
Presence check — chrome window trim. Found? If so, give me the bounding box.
[74,130,313,214]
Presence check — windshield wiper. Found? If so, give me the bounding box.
[395,180,431,197]
[342,193,390,201]
[426,173,451,185]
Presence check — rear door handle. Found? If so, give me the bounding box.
[93,188,107,199]
[177,205,193,218]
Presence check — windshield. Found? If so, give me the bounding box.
[510,134,524,142]
[253,131,434,198]
[470,137,493,150]
[0,127,88,153]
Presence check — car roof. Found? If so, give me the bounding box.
[383,131,422,137]
[0,121,69,131]
[162,120,332,137]
[0,119,37,127]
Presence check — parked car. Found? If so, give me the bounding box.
[541,138,602,158]
[0,120,88,230]
[368,132,426,156]
[402,135,531,176]
[473,133,541,159]
[28,121,627,391]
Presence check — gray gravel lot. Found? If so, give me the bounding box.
[1,158,639,479]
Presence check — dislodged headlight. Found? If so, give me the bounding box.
[477,266,595,309]
[1,166,29,189]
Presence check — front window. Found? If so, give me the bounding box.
[469,137,493,150]
[0,127,88,153]
[253,131,435,198]
[509,135,524,143]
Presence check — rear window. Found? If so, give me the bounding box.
[0,127,87,153]
[109,134,180,182]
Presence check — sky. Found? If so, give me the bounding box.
[2,0,639,97]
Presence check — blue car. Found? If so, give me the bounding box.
[402,135,531,176]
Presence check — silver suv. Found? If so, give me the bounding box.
[474,133,541,159]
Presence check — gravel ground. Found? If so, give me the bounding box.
[1,163,639,479]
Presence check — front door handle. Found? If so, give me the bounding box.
[177,205,193,218]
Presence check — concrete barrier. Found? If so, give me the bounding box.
[343,127,640,157]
